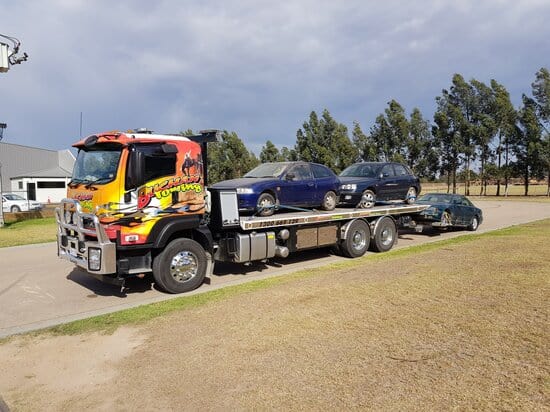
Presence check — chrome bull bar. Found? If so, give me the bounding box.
[55,198,116,274]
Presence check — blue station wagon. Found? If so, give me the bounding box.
[210,162,340,216]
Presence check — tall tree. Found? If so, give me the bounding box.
[295,109,357,173]
[407,108,438,179]
[259,140,282,163]
[433,86,464,193]
[280,146,297,161]
[471,79,497,195]
[370,100,409,162]
[531,67,550,194]
[207,131,259,184]
[490,80,516,196]
[352,121,377,161]
[514,96,543,195]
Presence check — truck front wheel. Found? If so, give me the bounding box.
[153,238,207,293]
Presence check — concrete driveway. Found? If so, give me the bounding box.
[1,200,549,338]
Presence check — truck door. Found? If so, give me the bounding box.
[280,164,315,206]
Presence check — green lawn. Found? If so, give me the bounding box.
[0,218,57,248]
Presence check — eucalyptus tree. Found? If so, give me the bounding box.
[490,80,517,196]
[514,96,543,195]
[207,131,259,184]
[531,67,550,194]
[408,108,438,179]
[370,100,409,163]
[352,121,377,161]
[295,109,357,173]
[259,140,282,163]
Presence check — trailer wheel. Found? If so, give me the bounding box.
[341,219,370,258]
[321,191,337,211]
[152,238,207,293]
[370,216,397,253]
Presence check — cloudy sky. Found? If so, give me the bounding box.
[1,0,549,153]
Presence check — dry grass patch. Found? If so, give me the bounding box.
[1,221,549,410]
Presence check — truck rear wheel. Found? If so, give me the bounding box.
[340,219,370,258]
[370,216,397,252]
[152,238,207,293]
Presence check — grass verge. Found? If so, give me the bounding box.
[0,218,57,248]
[22,218,550,339]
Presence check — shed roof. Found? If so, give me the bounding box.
[11,166,72,179]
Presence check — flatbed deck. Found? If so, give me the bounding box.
[239,203,429,230]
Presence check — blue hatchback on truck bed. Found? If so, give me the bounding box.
[339,162,420,208]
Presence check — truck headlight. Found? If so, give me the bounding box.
[88,248,101,271]
[236,187,254,194]
[340,184,357,191]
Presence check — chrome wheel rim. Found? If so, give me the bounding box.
[471,217,478,230]
[351,229,367,252]
[324,192,336,209]
[359,192,375,208]
[258,197,274,209]
[407,187,417,202]
[380,227,393,246]
[169,251,198,283]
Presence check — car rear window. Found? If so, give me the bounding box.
[311,164,333,178]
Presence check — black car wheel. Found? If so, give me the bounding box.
[468,216,479,231]
[357,189,376,209]
[257,192,276,216]
[10,205,21,213]
[321,191,337,211]
[405,187,417,204]
[437,211,452,230]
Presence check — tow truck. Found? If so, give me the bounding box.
[56,129,428,293]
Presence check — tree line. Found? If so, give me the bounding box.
[191,67,550,196]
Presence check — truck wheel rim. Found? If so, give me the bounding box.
[170,251,198,283]
[352,230,367,251]
[380,227,393,246]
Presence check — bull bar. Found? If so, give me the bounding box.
[55,198,117,275]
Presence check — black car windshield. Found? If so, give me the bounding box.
[72,147,122,184]
[244,163,288,178]
[340,163,380,178]
[418,194,452,203]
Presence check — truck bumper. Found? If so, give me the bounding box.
[55,199,117,275]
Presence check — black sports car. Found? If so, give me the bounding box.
[415,193,483,231]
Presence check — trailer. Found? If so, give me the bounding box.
[55,130,428,294]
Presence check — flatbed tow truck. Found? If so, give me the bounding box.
[56,129,428,294]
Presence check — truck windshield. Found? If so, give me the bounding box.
[71,147,122,184]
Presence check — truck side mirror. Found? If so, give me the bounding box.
[126,149,145,190]
[285,173,295,181]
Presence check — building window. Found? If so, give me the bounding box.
[37,181,66,189]
[18,181,23,189]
